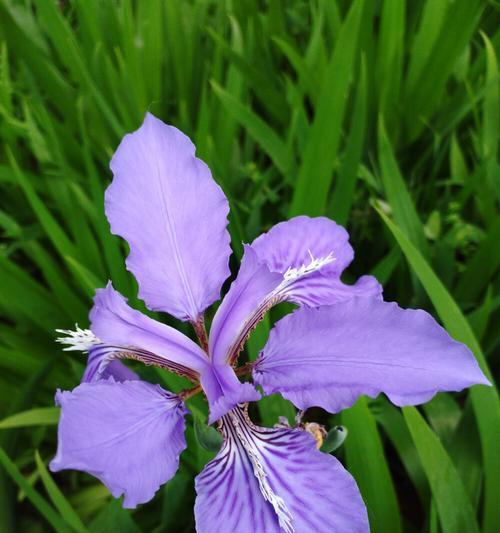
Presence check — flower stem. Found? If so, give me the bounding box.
[235,362,254,377]
[179,383,203,401]
[191,316,209,353]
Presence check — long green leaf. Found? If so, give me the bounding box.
[342,397,402,533]
[0,447,70,533]
[378,118,429,257]
[289,0,365,216]
[0,408,59,430]
[211,81,294,176]
[404,407,480,533]
[375,204,500,532]
[35,451,88,533]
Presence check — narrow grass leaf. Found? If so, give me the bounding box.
[0,408,59,430]
[377,118,429,257]
[211,81,294,176]
[35,451,88,533]
[403,407,480,533]
[289,0,365,216]
[0,447,70,533]
[330,58,367,225]
[375,204,500,532]
[342,397,402,533]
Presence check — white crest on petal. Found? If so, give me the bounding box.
[55,326,101,352]
[283,250,336,281]
[228,407,294,533]
[225,251,336,365]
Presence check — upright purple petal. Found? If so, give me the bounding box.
[209,246,283,365]
[194,405,368,533]
[50,379,187,508]
[107,113,231,321]
[89,283,208,380]
[254,298,490,413]
[209,217,380,365]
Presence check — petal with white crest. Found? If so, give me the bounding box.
[194,405,368,533]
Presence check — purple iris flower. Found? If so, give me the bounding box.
[50,113,489,532]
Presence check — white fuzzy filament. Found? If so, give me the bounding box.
[55,325,100,352]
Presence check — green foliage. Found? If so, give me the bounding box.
[0,0,498,531]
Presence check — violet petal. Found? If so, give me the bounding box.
[194,405,368,532]
[107,113,231,321]
[209,217,380,366]
[50,379,187,508]
[254,298,490,413]
[89,283,208,380]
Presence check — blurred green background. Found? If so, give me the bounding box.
[0,0,499,532]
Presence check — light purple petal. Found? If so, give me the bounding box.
[89,283,208,380]
[254,298,490,413]
[209,245,282,365]
[194,405,368,533]
[250,215,381,306]
[209,217,381,365]
[95,359,140,382]
[251,215,354,275]
[199,364,260,424]
[107,112,231,321]
[50,379,187,508]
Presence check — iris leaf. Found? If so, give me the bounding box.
[375,204,500,532]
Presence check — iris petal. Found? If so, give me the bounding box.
[194,405,368,533]
[89,283,209,380]
[254,298,490,413]
[200,365,260,424]
[50,379,188,508]
[107,112,231,321]
[209,217,380,367]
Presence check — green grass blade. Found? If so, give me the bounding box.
[375,0,404,120]
[35,451,88,533]
[289,0,365,216]
[378,118,429,256]
[211,81,294,176]
[342,397,402,533]
[373,398,429,504]
[7,148,77,260]
[330,57,367,225]
[454,217,500,304]
[0,447,71,533]
[375,204,500,532]
[0,408,59,430]
[403,407,480,533]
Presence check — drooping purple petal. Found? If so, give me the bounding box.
[50,379,188,508]
[199,364,260,424]
[254,298,490,413]
[209,217,381,365]
[107,112,231,321]
[88,283,208,380]
[194,405,368,533]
